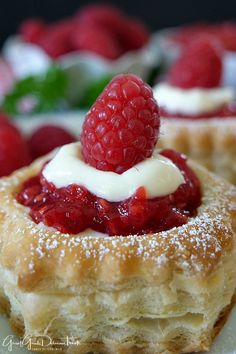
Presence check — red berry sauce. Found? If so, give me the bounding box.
[16,149,201,236]
[160,103,236,120]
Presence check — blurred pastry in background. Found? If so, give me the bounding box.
[155,21,236,87]
[154,38,236,184]
[19,5,150,59]
[0,5,160,117]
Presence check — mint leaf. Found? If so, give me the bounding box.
[2,65,67,116]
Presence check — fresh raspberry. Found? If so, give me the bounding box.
[76,5,124,35]
[70,24,122,60]
[0,112,9,125]
[120,19,150,51]
[76,5,149,53]
[216,22,236,51]
[172,23,214,46]
[28,124,77,159]
[167,39,222,88]
[37,20,74,58]
[19,19,46,44]
[0,124,31,177]
[81,74,160,174]
[0,112,18,130]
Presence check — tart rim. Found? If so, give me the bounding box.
[0,153,235,292]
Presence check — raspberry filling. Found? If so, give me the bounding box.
[16,149,201,236]
[160,103,236,120]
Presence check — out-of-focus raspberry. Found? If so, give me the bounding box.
[167,39,223,88]
[19,19,46,43]
[76,5,124,35]
[70,24,122,60]
[28,124,77,159]
[119,19,150,51]
[37,20,74,58]
[0,120,31,177]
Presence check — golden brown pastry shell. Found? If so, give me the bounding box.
[0,156,235,354]
[158,117,236,184]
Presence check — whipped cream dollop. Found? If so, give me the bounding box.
[43,142,185,202]
[153,83,235,115]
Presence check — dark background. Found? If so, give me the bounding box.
[1,0,236,45]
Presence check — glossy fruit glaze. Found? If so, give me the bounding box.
[17,149,201,236]
[160,103,236,119]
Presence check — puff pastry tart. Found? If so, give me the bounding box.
[154,39,236,184]
[0,74,236,354]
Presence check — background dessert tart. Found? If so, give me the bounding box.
[0,152,236,354]
[154,39,236,184]
[0,5,160,112]
[158,118,236,184]
[153,22,236,88]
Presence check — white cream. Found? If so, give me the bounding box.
[154,83,235,115]
[3,36,51,78]
[43,142,185,203]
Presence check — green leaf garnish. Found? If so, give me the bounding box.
[2,65,67,116]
